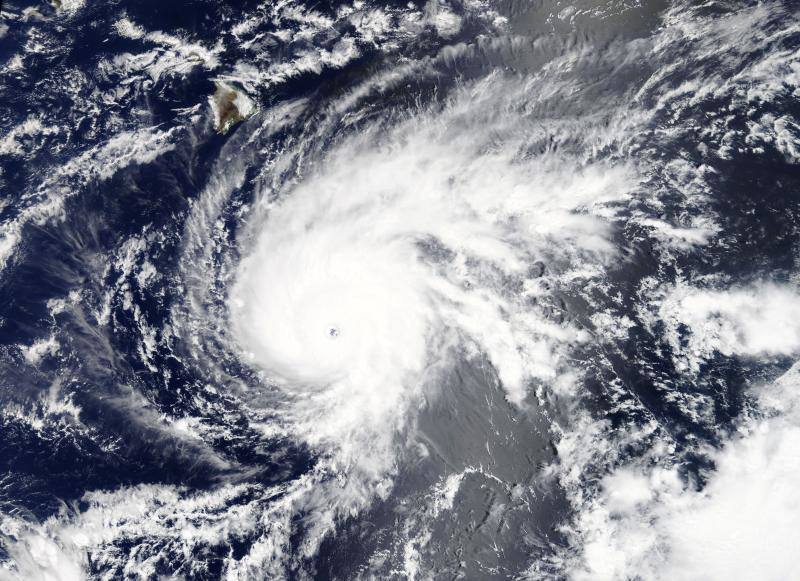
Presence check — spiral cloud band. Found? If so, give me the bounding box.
[3,0,800,578]
[229,77,625,488]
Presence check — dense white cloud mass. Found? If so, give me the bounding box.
[229,72,628,512]
[568,367,800,581]
[558,283,800,581]
[651,282,800,372]
[543,7,800,574]
[0,531,84,581]
[2,0,799,577]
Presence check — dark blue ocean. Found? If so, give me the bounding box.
[1,0,799,579]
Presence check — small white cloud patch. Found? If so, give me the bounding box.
[655,282,800,372]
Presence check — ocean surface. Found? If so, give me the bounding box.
[1,0,799,579]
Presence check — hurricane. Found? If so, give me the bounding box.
[1,0,799,579]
